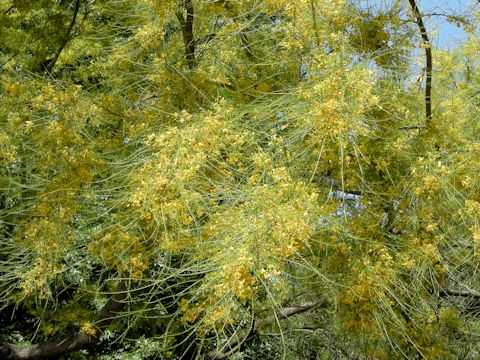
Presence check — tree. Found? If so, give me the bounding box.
[0,0,479,358]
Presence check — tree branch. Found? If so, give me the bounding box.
[440,288,480,299]
[207,301,325,360]
[408,0,432,127]
[176,0,196,69]
[3,4,14,14]
[43,0,82,74]
[0,280,128,360]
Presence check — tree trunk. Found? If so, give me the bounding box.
[0,280,127,360]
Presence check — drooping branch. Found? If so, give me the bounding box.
[43,0,82,74]
[0,280,128,360]
[240,32,255,60]
[207,301,326,360]
[176,0,196,69]
[408,0,432,127]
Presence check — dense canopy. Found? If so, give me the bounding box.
[0,0,479,359]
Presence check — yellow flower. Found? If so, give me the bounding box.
[80,322,97,336]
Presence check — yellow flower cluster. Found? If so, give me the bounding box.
[297,63,375,151]
[87,227,148,278]
[465,200,480,221]
[127,102,247,251]
[215,255,256,301]
[134,23,162,50]
[18,259,61,298]
[80,322,97,336]
[0,131,17,162]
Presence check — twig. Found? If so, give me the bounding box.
[399,125,424,130]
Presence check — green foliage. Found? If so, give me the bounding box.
[1,0,480,359]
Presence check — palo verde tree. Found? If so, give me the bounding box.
[0,0,479,359]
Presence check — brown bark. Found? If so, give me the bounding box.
[176,0,196,69]
[0,333,96,360]
[408,0,432,128]
[440,288,480,299]
[0,280,127,360]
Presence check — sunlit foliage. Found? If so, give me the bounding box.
[0,0,479,359]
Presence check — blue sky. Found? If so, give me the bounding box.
[421,0,472,49]
[359,0,478,49]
